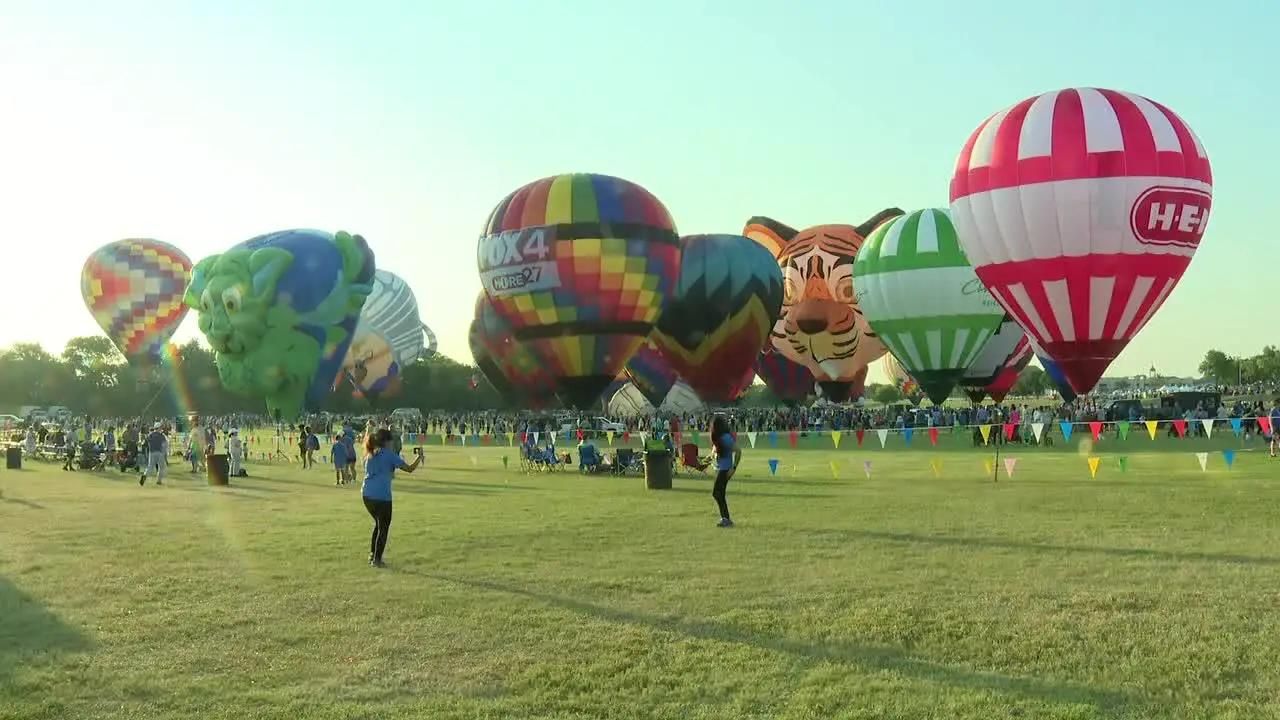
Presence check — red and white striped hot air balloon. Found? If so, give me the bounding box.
[949,88,1212,395]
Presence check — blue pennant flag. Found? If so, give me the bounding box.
[1230,418,1243,437]
[768,458,779,476]
[1060,421,1074,442]
[903,427,914,444]
[769,431,778,447]
[1223,449,1236,469]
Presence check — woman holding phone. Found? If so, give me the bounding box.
[710,415,741,528]
[361,428,422,567]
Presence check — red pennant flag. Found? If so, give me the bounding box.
[856,429,865,446]
[520,432,528,444]
[1173,419,1187,438]
[673,432,681,445]
[482,434,492,445]
[1004,423,1016,441]
[1260,416,1273,435]
[622,432,631,443]
[788,431,798,448]
[928,427,939,445]
[576,429,584,441]
[1088,421,1102,441]
[731,432,738,441]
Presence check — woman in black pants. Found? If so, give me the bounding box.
[361,428,422,567]
[710,415,742,528]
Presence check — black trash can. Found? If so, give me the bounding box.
[644,450,672,490]
[5,446,21,470]
[207,453,230,486]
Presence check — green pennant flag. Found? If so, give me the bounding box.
[1117,421,1130,440]
[1117,456,1129,473]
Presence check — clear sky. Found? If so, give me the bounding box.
[1,0,1272,381]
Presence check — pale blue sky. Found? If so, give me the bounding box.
[1,0,1272,380]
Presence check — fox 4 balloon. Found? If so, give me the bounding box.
[477,173,680,409]
[950,88,1211,396]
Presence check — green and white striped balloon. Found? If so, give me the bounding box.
[853,208,1005,404]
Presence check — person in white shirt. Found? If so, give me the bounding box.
[228,429,244,477]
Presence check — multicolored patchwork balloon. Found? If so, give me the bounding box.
[625,340,679,407]
[341,270,428,398]
[478,173,681,408]
[951,87,1212,395]
[854,209,1005,404]
[882,354,920,399]
[468,291,557,409]
[81,239,192,363]
[652,234,782,403]
[185,229,375,419]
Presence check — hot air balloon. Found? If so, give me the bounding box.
[882,354,920,398]
[184,229,375,419]
[341,270,428,399]
[950,88,1212,396]
[855,209,1006,404]
[477,173,681,409]
[755,348,815,405]
[1037,350,1078,403]
[625,341,679,407]
[468,292,557,409]
[744,209,902,402]
[81,239,192,365]
[958,315,1026,403]
[982,337,1032,404]
[652,234,783,403]
[422,324,438,358]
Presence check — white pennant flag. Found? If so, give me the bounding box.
[639,432,648,445]
[1031,423,1045,443]
[1003,457,1018,479]
[1196,452,1208,472]
[746,431,758,448]
[469,455,478,466]
[875,429,888,448]
[532,432,540,445]
[1201,419,1214,438]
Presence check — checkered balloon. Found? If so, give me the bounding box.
[477,173,680,409]
[81,239,192,362]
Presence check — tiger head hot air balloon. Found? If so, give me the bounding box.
[81,239,192,364]
[477,173,680,409]
[184,229,375,420]
[855,209,1006,405]
[950,88,1211,396]
[652,234,782,404]
[339,270,432,399]
[625,340,678,408]
[468,291,557,409]
[744,209,903,402]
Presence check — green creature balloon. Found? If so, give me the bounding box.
[184,229,376,420]
[853,209,1004,405]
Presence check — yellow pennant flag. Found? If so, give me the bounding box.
[440,434,447,446]
[791,464,798,478]
[831,430,842,449]
[506,432,515,446]
[830,460,839,479]
[1088,456,1101,478]
[983,460,994,477]
[979,425,992,445]
[1145,420,1158,440]
[930,459,942,478]
[607,431,615,446]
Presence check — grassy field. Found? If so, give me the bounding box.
[3,433,1280,719]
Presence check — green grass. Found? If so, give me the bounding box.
[3,434,1280,719]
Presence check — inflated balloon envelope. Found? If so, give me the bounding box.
[81,239,192,365]
[477,173,681,409]
[341,270,428,399]
[468,291,557,409]
[184,229,375,420]
[652,234,783,403]
[950,87,1212,395]
[744,209,902,403]
[625,340,679,407]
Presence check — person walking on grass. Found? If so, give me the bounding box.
[710,415,741,528]
[361,427,422,568]
[332,434,350,486]
[140,423,168,486]
[228,429,244,477]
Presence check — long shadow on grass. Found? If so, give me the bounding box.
[666,487,839,499]
[804,529,1280,566]
[424,480,536,491]
[0,576,92,689]
[410,570,1132,712]
[0,496,44,509]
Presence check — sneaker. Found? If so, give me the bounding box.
[372,559,386,569]
[717,518,734,528]
[139,475,146,486]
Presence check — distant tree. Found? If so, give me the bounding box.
[870,384,902,404]
[1198,349,1236,383]
[1013,366,1049,396]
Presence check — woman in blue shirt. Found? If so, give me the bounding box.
[362,428,423,567]
[710,416,742,528]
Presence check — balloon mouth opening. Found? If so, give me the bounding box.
[556,375,615,409]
